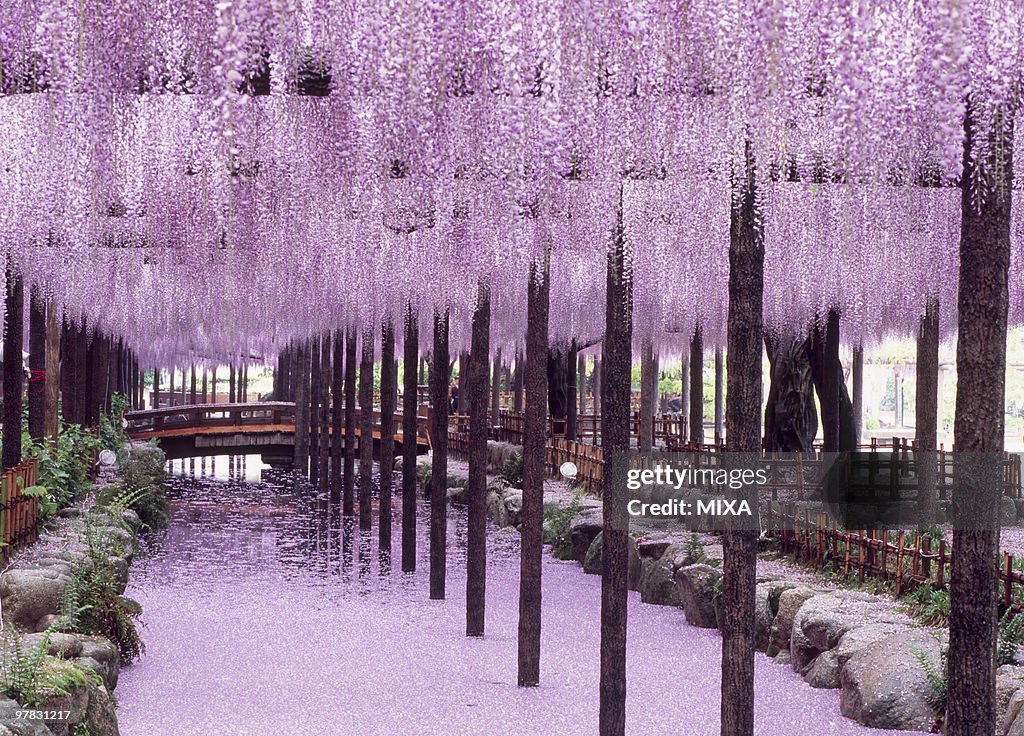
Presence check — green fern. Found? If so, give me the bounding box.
[999,608,1024,665]
[0,627,101,707]
[913,642,948,716]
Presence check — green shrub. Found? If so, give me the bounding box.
[99,393,130,452]
[913,642,948,721]
[97,482,168,531]
[54,517,145,665]
[497,452,523,489]
[23,424,101,507]
[903,585,951,626]
[543,493,583,560]
[999,607,1024,665]
[0,628,101,707]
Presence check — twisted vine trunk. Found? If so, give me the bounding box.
[467,284,490,636]
[915,299,939,528]
[947,104,1013,736]
[721,146,762,736]
[28,286,45,441]
[2,265,23,470]
[690,325,704,445]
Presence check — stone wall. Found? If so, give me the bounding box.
[0,443,166,736]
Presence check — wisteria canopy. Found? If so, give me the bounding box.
[0,0,1021,366]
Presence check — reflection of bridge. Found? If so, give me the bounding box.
[125,402,431,462]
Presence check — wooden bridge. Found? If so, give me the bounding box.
[125,402,431,462]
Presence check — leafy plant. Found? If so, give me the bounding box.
[999,607,1024,666]
[99,393,130,452]
[0,628,101,707]
[543,492,583,560]
[23,423,101,507]
[913,642,948,721]
[497,451,523,489]
[903,585,951,626]
[22,485,58,520]
[53,516,145,665]
[684,532,707,565]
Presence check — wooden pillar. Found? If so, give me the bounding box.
[309,338,322,485]
[599,202,631,732]
[490,347,502,428]
[512,349,524,413]
[519,255,549,687]
[318,335,330,488]
[44,303,60,439]
[578,351,588,417]
[380,319,396,553]
[566,341,579,442]
[2,266,24,470]
[241,362,248,402]
[714,346,724,443]
[402,306,419,572]
[189,364,197,405]
[168,366,175,409]
[429,308,450,599]
[639,339,655,453]
[27,286,46,441]
[916,300,939,527]
[330,330,344,505]
[343,330,357,515]
[201,368,208,404]
[681,353,689,440]
[457,351,469,415]
[593,356,601,418]
[852,345,864,445]
[467,284,490,636]
[293,342,311,475]
[153,367,161,409]
[358,326,374,530]
[229,363,236,404]
[690,326,704,446]
[210,367,218,404]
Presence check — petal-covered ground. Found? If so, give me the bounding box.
[116,459,927,736]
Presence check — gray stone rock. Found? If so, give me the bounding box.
[997,665,1024,734]
[82,683,118,736]
[0,569,69,630]
[79,639,120,692]
[583,533,602,575]
[754,583,773,652]
[503,491,523,527]
[19,633,83,660]
[839,628,943,731]
[446,486,468,505]
[1004,495,1019,525]
[804,650,841,689]
[673,564,721,628]
[772,650,792,666]
[636,539,672,560]
[638,558,685,607]
[1006,687,1024,736]
[0,697,54,735]
[767,586,816,657]
[569,510,603,563]
[485,490,509,527]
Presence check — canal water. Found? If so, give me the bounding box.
[116,456,925,736]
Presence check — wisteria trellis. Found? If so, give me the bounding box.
[0,0,1021,366]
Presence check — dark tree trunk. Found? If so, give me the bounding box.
[916,300,939,528]
[566,341,578,441]
[330,330,344,505]
[947,105,1013,736]
[490,347,502,429]
[201,368,208,404]
[457,351,469,415]
[75,320,88,421]
[512,350,524,413]
[379,320,396,554]
[89,333,110,424]
[187,364,195,404]
[310,338,322,485]
[578,352,588,417]
[229,363,236,404]
[639,339,655,453]
[714,346,724,443]
[467,284,490,637]
[152,366,161,410]
[429,309,450,600]
[318,335,330,488]
[599,201,631,735]
[852,346,864,445]
[28,287,45,441]
[592,357,601,417]
[2,266,24,470]
[681,356,689,440]
[402,307,419,572]
[807,309,856,452]
[43,302,59,439]
[210,367,217,405]
[763,334,818,452]
[293,342,311,475]
[721,148,763,736]
[359,327,374,530]
[343,331,357,515]
[60,318,74,423]
[519,256,549,687]
[690,326,704,445]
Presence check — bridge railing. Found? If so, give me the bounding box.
[126,402,297,434]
